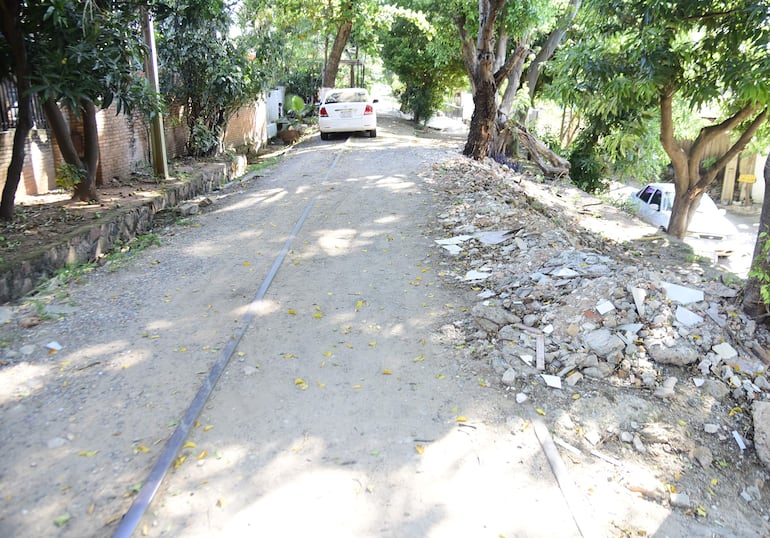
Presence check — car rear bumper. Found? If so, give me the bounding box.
[319,117,377,133]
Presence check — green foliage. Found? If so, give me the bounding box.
[24,1,158,118]
[188,120,221,158]
[569,134,607,193]
[55,163,85,192]
[157,0,278,156]
[378,16,464,123]
[748,232,770,308]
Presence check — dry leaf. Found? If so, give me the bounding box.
[183,441,197,449]
[203,425,214,432]
[134,445,150,454]
[217,498,225,508]
[455,416,468,422]
[313,313,323,319]
[368,341,377,347]
[352,384,363,389]
[173,455,186,469]
[415,445,425,455]
[287,309,297,315]
[78,450,98,457]
[197,450,207,460]
[535,408,546,416]
[382,369,392,375]
[413,355,425,362]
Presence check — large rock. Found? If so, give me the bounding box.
[472,303,521,332]
[647,342,699,366]
[753,402,770,470]
[582,329,624,358]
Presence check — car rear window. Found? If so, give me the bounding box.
[324,90,368,104]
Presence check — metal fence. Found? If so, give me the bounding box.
[0,77,48,131]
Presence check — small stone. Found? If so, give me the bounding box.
[632,434,647,454]
[47,437,67,449]
[712,342,738,360]
[178,203,200,216]
[491,355,509,375]
[584,431,601,446]
[515,392,528,404]
[596,299,615,315]
[583,329,624,358]
[19,345,36,356]
[754,375,770,391]
[566,324,580,337]
[501,368,517,387]
[565,371,583,387]
[701,379,730,399]
[704,424,719,434]
[691,445,713,468]
[620,431,634,443]
[648,343,699,366]
[669,492,690,508]
[654,376,678,399]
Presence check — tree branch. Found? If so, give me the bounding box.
[696,107,769,190]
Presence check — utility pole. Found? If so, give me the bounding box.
[141,8,169,179]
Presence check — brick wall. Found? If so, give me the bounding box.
[224,100,268,152]
[0,128,56,197]
[1,99,267,199]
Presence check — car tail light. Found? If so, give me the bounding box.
[364,104,374,115]
[320,106,328,117]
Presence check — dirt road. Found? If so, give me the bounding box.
[0,116,580,537]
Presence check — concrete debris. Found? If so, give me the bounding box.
[660,281,704,304]
[675,305,703,327]
[753,402,770,468]
[431,155,770,475]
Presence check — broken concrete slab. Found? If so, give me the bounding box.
[661,281,704,304]
[753,402,770,470]
[675,305,704,327]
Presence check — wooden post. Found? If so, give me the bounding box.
[720,154,738,205]
[141,8,169,180]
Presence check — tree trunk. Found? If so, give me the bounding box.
[660,87,768,239]
[0,0,32,221]
[525,0,581,102]
[461,0,507,160]
[73,100,100,201]
[744,155,770,320]
[464,77,498,159]
[43,98,100,202]
[322,5,353,89]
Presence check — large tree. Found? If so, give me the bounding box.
[157,0,275,156]
[2,0,156,206]
[378,14,465,123]
[0,0,34,220]
[558,0,770,238]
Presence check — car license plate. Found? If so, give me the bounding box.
[340,109,352,118]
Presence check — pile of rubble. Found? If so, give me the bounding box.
[429,156,770,473]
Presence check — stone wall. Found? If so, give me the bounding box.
[0,158,245,304]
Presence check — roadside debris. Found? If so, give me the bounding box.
[428,155,770,529]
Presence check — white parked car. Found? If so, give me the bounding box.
[318,87,377,140]
[629,183,738,241]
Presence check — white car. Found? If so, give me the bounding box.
[629,182,738,241]
[318,88,377,140]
